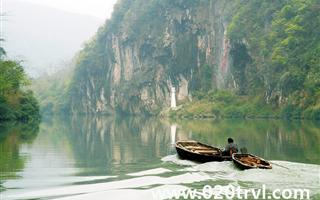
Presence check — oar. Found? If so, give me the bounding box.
[270,161,290,170]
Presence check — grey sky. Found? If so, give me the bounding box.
[1,0,114,76]
[20,0,118,19]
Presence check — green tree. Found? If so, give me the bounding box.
[0,60,28,95]
[0,51,39,121]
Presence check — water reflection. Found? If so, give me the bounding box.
[63,116,320,172]
[65,116,174,175]
[174,119,320,164]
[0,116,319,199]
[0,121,39,191]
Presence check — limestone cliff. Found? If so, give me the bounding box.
[68,0,236,114]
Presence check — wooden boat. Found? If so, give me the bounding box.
[232,153,272,170]
[175,140,231,162]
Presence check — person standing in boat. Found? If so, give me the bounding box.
[222,138,238,156]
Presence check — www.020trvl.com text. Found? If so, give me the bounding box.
[152,184,310,200]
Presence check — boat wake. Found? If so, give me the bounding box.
[3,155,319,200]
[162,154,320,196]
[161,154,197,166]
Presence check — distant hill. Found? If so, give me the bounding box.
[2,0,104,76]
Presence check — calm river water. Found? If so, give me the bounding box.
[0,116,319,199]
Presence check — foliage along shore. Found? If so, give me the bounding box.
[166,90,320,120]
[0,49,40,122]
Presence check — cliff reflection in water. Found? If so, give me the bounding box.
[1,116,319,194]
[64,116,176,175]
[57,116,320,176]
[2,116,319,199]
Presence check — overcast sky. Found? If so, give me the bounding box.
[20,0,118,19]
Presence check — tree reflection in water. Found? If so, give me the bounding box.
[0,121,40,191]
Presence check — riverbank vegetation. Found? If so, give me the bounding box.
[0,50,40,122]
[169,90,320,120]
[30,68,72,115]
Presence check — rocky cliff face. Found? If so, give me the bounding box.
[68,0,237,114]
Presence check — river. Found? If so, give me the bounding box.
[0,116,319,199]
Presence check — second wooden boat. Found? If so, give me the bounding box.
[175,140,231,163]
[232,153,272,170]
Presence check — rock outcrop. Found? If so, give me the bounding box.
[68,0,236,114]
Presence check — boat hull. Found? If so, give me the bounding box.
[175,141,231,163]
[232,153,272,170]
